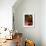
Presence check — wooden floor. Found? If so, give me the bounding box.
[0,33,23,46]
[0,39,16,46]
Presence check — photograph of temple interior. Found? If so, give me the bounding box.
[0,0,46,46]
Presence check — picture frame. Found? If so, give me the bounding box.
[23,13,34,27]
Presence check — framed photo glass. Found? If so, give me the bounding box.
[23,13,34,27]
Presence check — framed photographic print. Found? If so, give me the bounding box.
[23,13,34,27]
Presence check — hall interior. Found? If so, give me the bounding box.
[0,0,46,46]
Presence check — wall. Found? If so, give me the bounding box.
[40,0,46,46]
[0,0,16,30]
[13,0,41,46]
